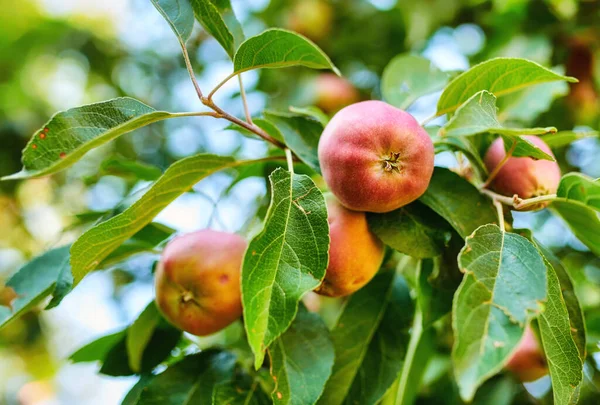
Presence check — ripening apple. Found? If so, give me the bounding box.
[484,136,560,210]
[154,230,246,336]
[318,100,435,213]
[313,73,360,114]
[315,195,384,297]
[505,326,548,382]
[286,0,333,42]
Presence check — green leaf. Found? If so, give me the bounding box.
[233,29,339,75]
[497,77,569,123]
[269,306,334,405]
[288,106,329,127]
[127,303,162,373]
[101,157,163,181]
[318,272,410,405]
[344,275,413,405]
[150,0,195,44]
[551,201,600,256]
[431,131,488,178]
[381,54,448,110]
[122,376,155,405]
[556,173,600,211]
[2,98,174,180]
[419,168,497,238]
[538,262,583,405]
[190,0,235,57]
[264,111,323,173]
[0,245,71,329]
[242,168,329,369]
[503,134,555,160]
[212,375,271,405]
[437,58,577,116]
[452,224,547,401]
[226,118,285,143]
[131,350,236,404]
[207,0,244,48]
[70,154,259,285]
[70,330,126,363]
[100,222,175,267]
[440,90,556,139]
[367,202,453,258]
[542,130,598,149]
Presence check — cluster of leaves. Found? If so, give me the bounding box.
[1,0,599,404]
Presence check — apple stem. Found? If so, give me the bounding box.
[481,189,558,210]
[481,140,516,189]
[285,148,294,174]
[493,199,505,232]
[238,75,254,125]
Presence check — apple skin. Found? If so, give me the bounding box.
[318,100,435,213]
[286,0,333,42]
[505,326,548,382]
[314,73,360,114]
[315,195,385,297]
[484,136,560,210]
[154,230,246,336]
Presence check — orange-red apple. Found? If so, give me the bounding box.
[316,195,384,297]
[318,100,434,213]
[154,230,246,336]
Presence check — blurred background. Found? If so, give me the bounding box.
[0,0,599,404]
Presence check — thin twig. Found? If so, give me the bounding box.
[494,199,505,232]
[207,71,238,101]
[481,189,558,210]
[480,140,516,189]
[238,75,253,125]
[179,41,204,100]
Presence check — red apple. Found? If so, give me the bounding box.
[154,230,246,336]
[484,136,560,210]
[318,100,435,213]
[505,326,548,382]
[314,73,360,114]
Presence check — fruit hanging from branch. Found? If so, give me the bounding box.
[318,100,435,213]
[154,229,246,336]
[315,195,385,297]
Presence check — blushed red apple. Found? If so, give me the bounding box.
[484,136,560,210]
[505,326,548,382]
[314,73,360,114]
[154,230,246,336]
[315,195,384,297]
[318,100,435,213]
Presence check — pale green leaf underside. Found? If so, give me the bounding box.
[551,201,600,256]
[269,307,334,405]
[2,97,173,180]
[453,224,547,401]
[233,29,340,75]
[542,130,598,149]
[381,53,448,110]
[440,90,556,141]
[556,173,600,211]
[70,154,256,285]
[150,0,195,43]
[503,134,555,161]
[127,303,161,373]
[318,272,397,405]
[0,245,71,330]
[242,168,329,369]
[539,262,583,405]
[437,57,577,116]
